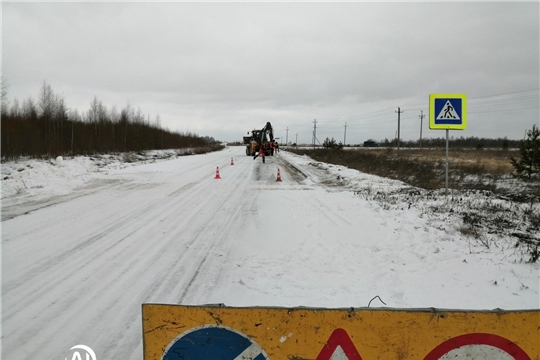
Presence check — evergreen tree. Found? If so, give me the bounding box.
[322,137,343,149]
[510,125,540,179]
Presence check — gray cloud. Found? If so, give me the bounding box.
[3,2,539,143]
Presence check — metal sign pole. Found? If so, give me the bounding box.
[445,129,449,196]
[429,94,466,197]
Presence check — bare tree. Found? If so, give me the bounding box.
[134,107,144,124]
[69,108,81,122]
[88,96,100,125]
[38,81,55,118]
[39,81,56,152]
[55,94,68,152]
[121,103,133,151]
[1,77,9,117]
[22,97,38,119]
[87,96,103,150]
[124,102,134,121]
[68,109,82,154]
[98,100,107,123]
[109,104,119,142]
[10,98,20,118]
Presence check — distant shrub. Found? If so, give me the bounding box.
[322,137,343,150]
[123,153,136,163]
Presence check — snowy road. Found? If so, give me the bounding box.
[2,146,538,360]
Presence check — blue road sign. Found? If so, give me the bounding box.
[162,325,269,360]
[434,98,462,125]
[429,94,467,130]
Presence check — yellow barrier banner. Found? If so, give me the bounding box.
[142,304,539,360]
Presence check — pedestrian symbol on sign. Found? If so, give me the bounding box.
[162,325,269,360]
[437,100,460,120]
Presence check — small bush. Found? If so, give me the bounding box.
[322,137,343,150]
[510,125,540,180]
[122,153,136,163]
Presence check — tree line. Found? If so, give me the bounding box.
[379,136,521,149]
[319,136,521,150]
[1,80,219,160]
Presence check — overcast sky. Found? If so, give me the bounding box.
[3,1,539,144]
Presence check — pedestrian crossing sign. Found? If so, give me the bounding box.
[429,94,467,130]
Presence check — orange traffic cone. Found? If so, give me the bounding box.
[231,157,234,165]
[215,166,221,179]
[276,168,282,182]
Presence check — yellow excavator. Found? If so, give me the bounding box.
[243,122,274,156]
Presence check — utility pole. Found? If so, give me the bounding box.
[313,119,318,149]
[419,110,425,148]
[295,133,298,147]
[286,127,289,148]
[343,122,348,146]
[395,107,404,152]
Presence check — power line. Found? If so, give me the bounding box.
[320,107,395,123]
[468,87,539,100]
[469,105,539,114]
[318,93,538,124]
[308,88,538,142]
[401,89,539,108]
[469,95,539,107]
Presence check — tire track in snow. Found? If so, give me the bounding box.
[3,178,205,299]
[310,197,353,227]
[176,187,261,303]
[2,155,239,359]
[2,148,270,360]
[2,178,218,357]
[100,154,257,359]
[81,153,255,358]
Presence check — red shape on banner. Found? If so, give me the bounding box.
[423,333,531,360]
[316,328,363,360]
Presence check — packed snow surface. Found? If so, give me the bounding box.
[1,146,538,360]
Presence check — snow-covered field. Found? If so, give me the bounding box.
[1,146,538,360]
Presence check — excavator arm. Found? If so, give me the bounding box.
[259,122,274,144]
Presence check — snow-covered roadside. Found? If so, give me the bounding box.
[0,149,196,200]
[279,150,540,265]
